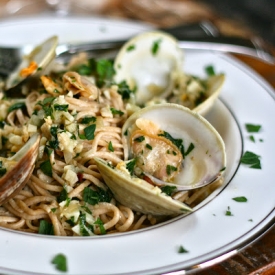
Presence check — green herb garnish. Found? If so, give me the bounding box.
[134,136,145,142]
[146,143,152,150]
[245,123,261,133]
[8,102,26,113]
[126,44,135,52]
[178,245,189,253]
[126,158,136,176]
[84,124,96,140]
[110,107,124,116]
[184,142,195,156]
[51,254,68,272]
[161,185,177,196]
[240,151,261,169]
[94,217,106,234]
[53,104,69,112]
[81,116,96,124]
[38,220,54,235]
[83,187,112,205]
[40,159,52,177]
[166,165,177,175]
[225,206,233,216]
[205,65,216,76]
[232,196,248,202]
[108,141,114,152]
[152,38,162,55]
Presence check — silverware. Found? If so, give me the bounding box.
[0,21,273,77]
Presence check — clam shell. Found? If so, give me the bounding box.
[122,103,226,189]
[6,36,58,90]
[114,31,184,106]
[94,157,192,216]
[0,133,40,204]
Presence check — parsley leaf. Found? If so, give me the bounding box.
[83,187,112,205]
[40,159,52,177]
[126,44,135,52]
[84,124,96,140]
[38,220,54,235]
[161,185,177,196]
[51,254,68,272]
[178,245,189,253]
[152,38,162,55]
[232,196,248,202]
[53,104,69,112]
[134,136,145,142]
[94,217,106,234]
[240,151,261,169]
[8,102,26,113]
[245,123,261,133]
[126,158,136,176]
[205,65,216,76]
[117,80,134,100]
[110,107,124,116]
[225,206,233,216]
[108,141,114,152]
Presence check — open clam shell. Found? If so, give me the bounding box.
[123,103,226,188]
[114,31,225,116]
[95,103,226,216]
[0,133,40,204]
[94,157,192,216]
[114,31,184,106]
[5,36,58,90]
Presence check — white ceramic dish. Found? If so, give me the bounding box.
[0,15,274,275]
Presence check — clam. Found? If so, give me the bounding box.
[5,36,58,91]
[114,31,225,115]
[0,133,40,204]
[95,103,226,216]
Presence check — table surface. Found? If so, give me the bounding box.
[0,0,275,274]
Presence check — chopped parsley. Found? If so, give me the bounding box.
[249,135,255,142]
[94,217,106,234]
[81,116,96,124]
[51,253,68,272]
[240,151,261,169]
[166,165,177,175]
[245,123,261,133]
[134,136,145,142]
[117,80,134,100]
[108,141,114,152]
[232,196,248,202]
[126,44,135,52]
[151,38,162,55]
[126,158,136,176]
[110,107,124,116]
[158,131,185,157]
[184,142,195,156]
[146,143,152,150]
[57,188,68,203]
[40,159,52,177]
[7,101,26,113]
[161,185,177,196]
[38,220,54,235]
[178,245,189,253]
[84,124,96,140]
[225,206,233,216]
[205,65,216,76]
[53,104,69,112]
[83,187,112,205]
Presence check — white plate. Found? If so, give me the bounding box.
[0,15,274,275]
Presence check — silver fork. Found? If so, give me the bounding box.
[0,21,274,77]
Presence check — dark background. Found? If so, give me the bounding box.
[202,0,275,45]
